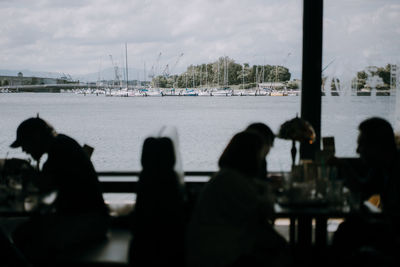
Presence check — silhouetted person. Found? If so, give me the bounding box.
[246,122,275,180]
[129,137,186,267]
[332,117,400,212]
[354,117,400,212]
[9,117,109,262]
[186,131,289,267]
[332,117,400,267]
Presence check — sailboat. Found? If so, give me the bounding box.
[211,57,232,96]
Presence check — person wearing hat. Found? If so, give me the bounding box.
[10,117,109,262]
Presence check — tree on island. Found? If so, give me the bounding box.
[151,56,291,89]
[355,64,392,90]
[321,64,394,92]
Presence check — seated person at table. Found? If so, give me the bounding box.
[9,117,109,261]
[332,117,400,266]
[186,131,289,267]
[129,137,186,267]
[339,117,400,212]
[245,122,275,181]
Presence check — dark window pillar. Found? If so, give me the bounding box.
[300,0,323,160]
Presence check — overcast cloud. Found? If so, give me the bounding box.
[0,0,399,80]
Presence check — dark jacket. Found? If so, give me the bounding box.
[37,134,108,216]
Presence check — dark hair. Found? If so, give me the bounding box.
[358,117,396,153]
[218,131,264,177]
[141,137,176,171]
[246,122,275,146]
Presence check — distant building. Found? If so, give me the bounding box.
[292,79,302,88]
[258,82,286,89]
[0,73,74,87]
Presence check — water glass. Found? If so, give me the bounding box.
[289,181,315,203]
[327,180,343,207]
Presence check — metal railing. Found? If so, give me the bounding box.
[98,171,215,193]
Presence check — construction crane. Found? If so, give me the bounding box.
[148,52,162,79]
[164,53,184,77]
[162,64,170,77]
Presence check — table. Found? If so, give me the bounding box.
[274,201,382,248]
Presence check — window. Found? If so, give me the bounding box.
[321,0,400,158]
[1,1,302,171]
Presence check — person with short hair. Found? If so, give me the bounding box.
[10,117,109,261]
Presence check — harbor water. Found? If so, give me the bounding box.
[0,93,397,172]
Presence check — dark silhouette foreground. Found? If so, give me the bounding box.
[332,117,400,266]
[9,117,109,262]
[129,137,186,267]
[186,131,290,267]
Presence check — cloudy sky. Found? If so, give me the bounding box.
[0,0,399,80]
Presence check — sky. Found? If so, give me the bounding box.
[0,0,399,81]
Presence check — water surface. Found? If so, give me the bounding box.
[0,93,396,171]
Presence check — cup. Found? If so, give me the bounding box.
[289,181,315,203]
[327,180,343,207]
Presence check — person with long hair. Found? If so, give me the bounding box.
[186,131,289,267]
[130,137,186,267]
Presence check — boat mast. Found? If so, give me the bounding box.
[206,63,208,89]
[97,56,102,89]
[192,66,195,88]
[125,43,129,90]
[224,56,227,88]
[260,60,264,94]
[144,61,146,87]
[199,65,202,89]
[217,60,220,87]
[255,66,258,88]
[226,57,228,88]
[242,63,244,89]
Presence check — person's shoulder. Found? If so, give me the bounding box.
[55,134,79,145]
[212,168,240,181]
[209,168,250,188]
[51,134,82,153]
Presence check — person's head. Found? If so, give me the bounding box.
[246,122,275,156]
[357,117,397,166]
[141,137,176,171]
[218,131,265,177]
[10,117,56,161]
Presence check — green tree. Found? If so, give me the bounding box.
[375,64,391,88]
[356,70,367,90]
[287,81,299,89]
[356,65,391,90]
[152,56,293,88]
[236,63,251,85]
